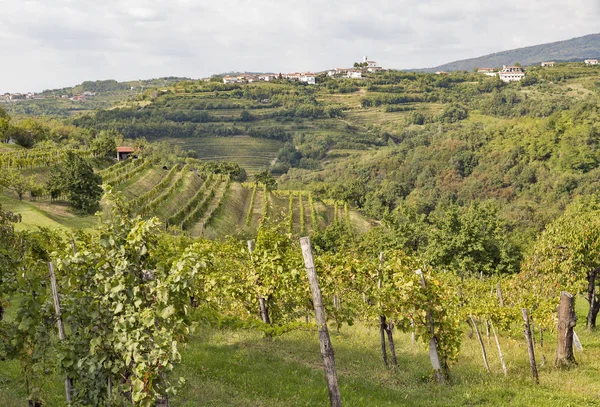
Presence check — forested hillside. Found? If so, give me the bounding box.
[423,32,600,71]
[59,62,600,253]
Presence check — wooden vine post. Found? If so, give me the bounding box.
[377,252,397,369]
[417,269,446,384]
[556,291,577,367]
[470,316,490,372]
[378,252,388,368]
[496,283,504,307]
[300,237,342,407]
[522,308,539,383]
[247,240,270,324]
[49,262,73,404]
[490,321,507,376]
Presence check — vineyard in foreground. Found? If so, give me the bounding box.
[1,190,599,406]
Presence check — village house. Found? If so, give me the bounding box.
[299,73,316,85]
[498,65,525,82]
[435,71,449,75]
[116,146,136,161]
[285,73,301,80]
[541,61,555,67]
[585,59,599,65]
[347,70,363,79]
[222,76,238,84]
[258,74,278,81]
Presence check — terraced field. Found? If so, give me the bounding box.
[203,184,372,237]
[2,156,372,239]
[164,136,284,175]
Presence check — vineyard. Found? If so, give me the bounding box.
[0,147,93,169]
[1,192,600,406]
[4,62,600,406]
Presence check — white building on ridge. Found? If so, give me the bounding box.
[498,65,525,82]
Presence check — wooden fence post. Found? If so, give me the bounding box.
[49,262,72,404]
[522,308,539,383]
[300,237,342,407]
[417,269,446,383]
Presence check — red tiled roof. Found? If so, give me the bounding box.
[117,147,135,153]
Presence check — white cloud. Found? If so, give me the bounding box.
[0,0,598,92]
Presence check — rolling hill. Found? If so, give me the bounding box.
[422,33,600,72]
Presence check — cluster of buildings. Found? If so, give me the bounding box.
[327,56,383,79]
[1,92,40,102]
[474,66,526,82]
[65,91,97,102]
[220,56,384,85]
[2,90,98,103]
[474,58,599,83]
[222,72,316,85]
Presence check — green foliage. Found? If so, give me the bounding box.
[53,189,205,405]
[0,168,39,200]
[426,202,521,276]
[90,129,119,159]
[254,170,277,191]
[47,151,102,213]
[438,103,468,123]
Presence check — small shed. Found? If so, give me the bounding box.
[116,146,136,161]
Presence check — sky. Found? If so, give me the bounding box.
[1,0,599,93]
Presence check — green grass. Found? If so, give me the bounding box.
[171,305,600,406]
[164,136,284,175]
[0,195,97,231]
[2,297,600,405]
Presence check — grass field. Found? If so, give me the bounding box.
[164,136,284,175]
[0,195,97,231]
[2,299,600,406]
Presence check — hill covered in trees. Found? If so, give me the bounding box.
[422,33,600,72]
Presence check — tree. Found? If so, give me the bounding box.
[47,152,102,213]
[426,202,520,276]
[0,169,37,201]
[0,106,11,142]
[6,125,35,148]
[90,130,118,159]
[254,170,277,191]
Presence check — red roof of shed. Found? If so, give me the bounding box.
[116,146,135,153]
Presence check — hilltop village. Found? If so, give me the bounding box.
[3,57,600,100]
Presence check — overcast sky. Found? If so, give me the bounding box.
[1,0,599,93]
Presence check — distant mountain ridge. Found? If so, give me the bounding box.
[420,33,600,72]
